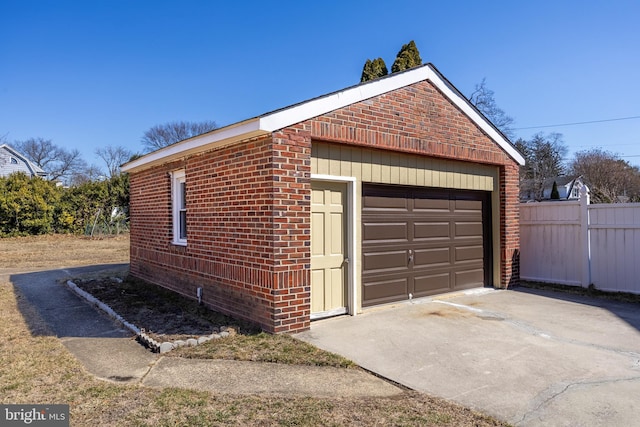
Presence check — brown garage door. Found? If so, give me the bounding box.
[362,184,491,307]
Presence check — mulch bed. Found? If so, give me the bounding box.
[72,275,260,342]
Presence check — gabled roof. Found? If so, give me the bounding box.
[542,175,581,188]
[0,144,47,177]
[122,63,525,173]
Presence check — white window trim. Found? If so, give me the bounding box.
[171,170,187,246]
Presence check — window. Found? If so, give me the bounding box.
[571,186,580,199]
[10,157,18,164]
[171,170,187,245]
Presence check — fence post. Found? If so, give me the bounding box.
[580,186,591,288]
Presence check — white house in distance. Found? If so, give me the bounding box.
[521,175,589,201]
[0,144,47,178]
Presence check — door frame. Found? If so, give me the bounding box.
[310,174,357,318]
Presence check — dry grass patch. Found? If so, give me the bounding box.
[0,234,129,271]
[173,332,357,368]
[1,234,510,426]
[1,279,509,427]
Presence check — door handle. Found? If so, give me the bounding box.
[343,258,350,264]
[408,250,414,264]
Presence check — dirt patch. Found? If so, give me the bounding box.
[72,273,259,343]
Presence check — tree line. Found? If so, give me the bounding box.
[1,120,217,236]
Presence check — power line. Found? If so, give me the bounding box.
[514,115,640,130]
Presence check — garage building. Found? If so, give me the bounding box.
[121,63,525,333]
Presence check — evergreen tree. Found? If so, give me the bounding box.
[360,57,389,82]
[550,181,560,199]
[391,40,422,73]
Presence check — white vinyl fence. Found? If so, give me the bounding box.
[520,190,640,294]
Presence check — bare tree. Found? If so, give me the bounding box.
[141,120,217,153]
[469,78,515,140]
[569,148,640,203]
[69,164,104,186]
[95,145,133,178]
[515,133,567,200]
[14,137,86,182]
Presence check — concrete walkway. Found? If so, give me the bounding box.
[296,288,640,426]
[8,265,400,398]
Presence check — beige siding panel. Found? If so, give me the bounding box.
[312,142,496,191]
[340,146,352,176]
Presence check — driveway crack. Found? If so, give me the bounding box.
[516,376,640,425]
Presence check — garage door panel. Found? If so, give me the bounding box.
[454,269,484,289]
[413,247,450,267]
[413,272,451,296]
[363,195,409,211]
[455,245,484,262]
[455,221,483,238]
[363,250,407,273]
[362,277,409,306]
[413,197,450,212]
[414,222,450,239]
[363,222,408,242]
[454,199,482,212]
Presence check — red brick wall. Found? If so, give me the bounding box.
[128,78,521,334]
[500,163,521,287]
[307,80,514,165]
[129,135,312,333]
[270,128,312,331]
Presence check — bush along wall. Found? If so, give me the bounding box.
[0,172,129,237]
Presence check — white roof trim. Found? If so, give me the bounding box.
[122,64,524,173]
[121,119,266,172]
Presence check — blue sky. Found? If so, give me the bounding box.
[1,1,639,170]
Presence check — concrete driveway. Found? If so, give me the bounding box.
[296,287,640,426]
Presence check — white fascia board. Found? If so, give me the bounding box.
[121,119,266,173]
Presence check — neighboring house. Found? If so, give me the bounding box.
[0,144,47,178]
[121,63,525,333]
[521,176,589,201]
